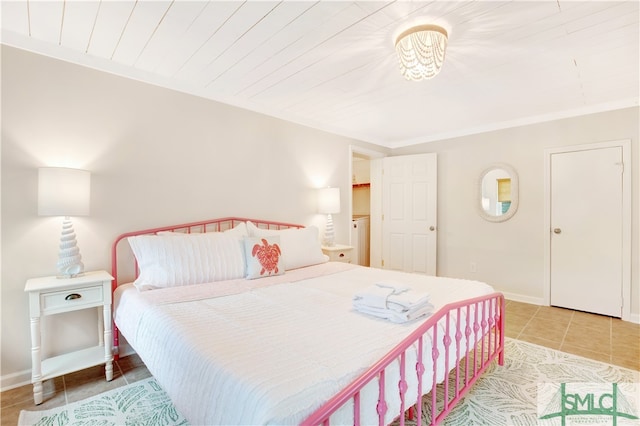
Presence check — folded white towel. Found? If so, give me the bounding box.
[353,300,434,323]
[353,282,433,323]
[353,283,429,310]
[352,283,400,309]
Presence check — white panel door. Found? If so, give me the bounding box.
[382,154,437,274]
[550,146,623,317]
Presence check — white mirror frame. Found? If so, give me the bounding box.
[477,163,519,222]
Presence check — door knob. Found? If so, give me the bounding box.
[553,228,562,234]
[429,226,435,231]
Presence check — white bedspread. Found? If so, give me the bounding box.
[114,263,495,425]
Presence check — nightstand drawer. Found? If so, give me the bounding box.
[330,250,351,262]
[41,285,103,314]
[322,245,353,263]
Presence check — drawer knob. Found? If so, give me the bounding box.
[65,293,82,301]
[339,253,345,257]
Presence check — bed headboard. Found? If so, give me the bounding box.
[110,217,303,289]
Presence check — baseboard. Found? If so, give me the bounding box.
[117,343,137,358]
[501,292,545,306]
[1,369,31,392]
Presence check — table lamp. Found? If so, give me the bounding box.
[318,187,340,247]
[38,167,91,278]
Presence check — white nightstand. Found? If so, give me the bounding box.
[24,270,114,404]
[321,244,354,263]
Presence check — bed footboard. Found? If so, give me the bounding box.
[301,292,505,426]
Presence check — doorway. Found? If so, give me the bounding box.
[544,140,631,320]
[352,154,371,266]
[349,146,384,267]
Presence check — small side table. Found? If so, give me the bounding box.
[322,244,354,263]
[24,270,114,404]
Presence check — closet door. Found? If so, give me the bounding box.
[382,153,437,275]
[549,146,623,317]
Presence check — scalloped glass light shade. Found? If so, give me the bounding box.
[395,25,448,81]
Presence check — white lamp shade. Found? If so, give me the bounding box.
[318,187,340,214]
[38,167,91,216]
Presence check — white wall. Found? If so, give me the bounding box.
[0,45,385,388]
[392,107,639,320]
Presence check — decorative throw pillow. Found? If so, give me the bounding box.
[243,236,285,279]
[246,222,327,270]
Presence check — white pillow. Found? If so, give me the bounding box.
[246,222,327,270]
[128,232,245,291]
[221,221,248,237]
[243,236,285,279]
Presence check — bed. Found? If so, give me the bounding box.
[111,217,504,425]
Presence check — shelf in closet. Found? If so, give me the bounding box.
[352,183,370,188]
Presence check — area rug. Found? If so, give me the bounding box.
[19,338,639,426]
[428,339,639,426]
[18,378,188,426]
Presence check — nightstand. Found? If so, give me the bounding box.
[24,270,114,404]
[321,244,354,263]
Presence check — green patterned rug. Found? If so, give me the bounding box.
[19,339,639,426]
[18,377,188,426]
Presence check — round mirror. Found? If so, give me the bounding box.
[478,163,519,222]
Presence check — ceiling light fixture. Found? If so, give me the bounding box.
[395,24,448,81]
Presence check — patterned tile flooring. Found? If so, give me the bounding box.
[2,300,639,425]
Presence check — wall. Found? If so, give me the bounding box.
[393,107,639,320]
[0,45,385,388]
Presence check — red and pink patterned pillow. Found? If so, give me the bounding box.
[243,236,285,279]
[246,222,327,270]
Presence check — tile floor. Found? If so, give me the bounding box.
[2,300,639,425]
[1,353,152,425]
[505,300,640,370]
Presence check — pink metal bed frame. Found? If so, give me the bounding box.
[111,217,505,426]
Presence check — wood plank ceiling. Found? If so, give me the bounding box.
[1,1,638,148]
